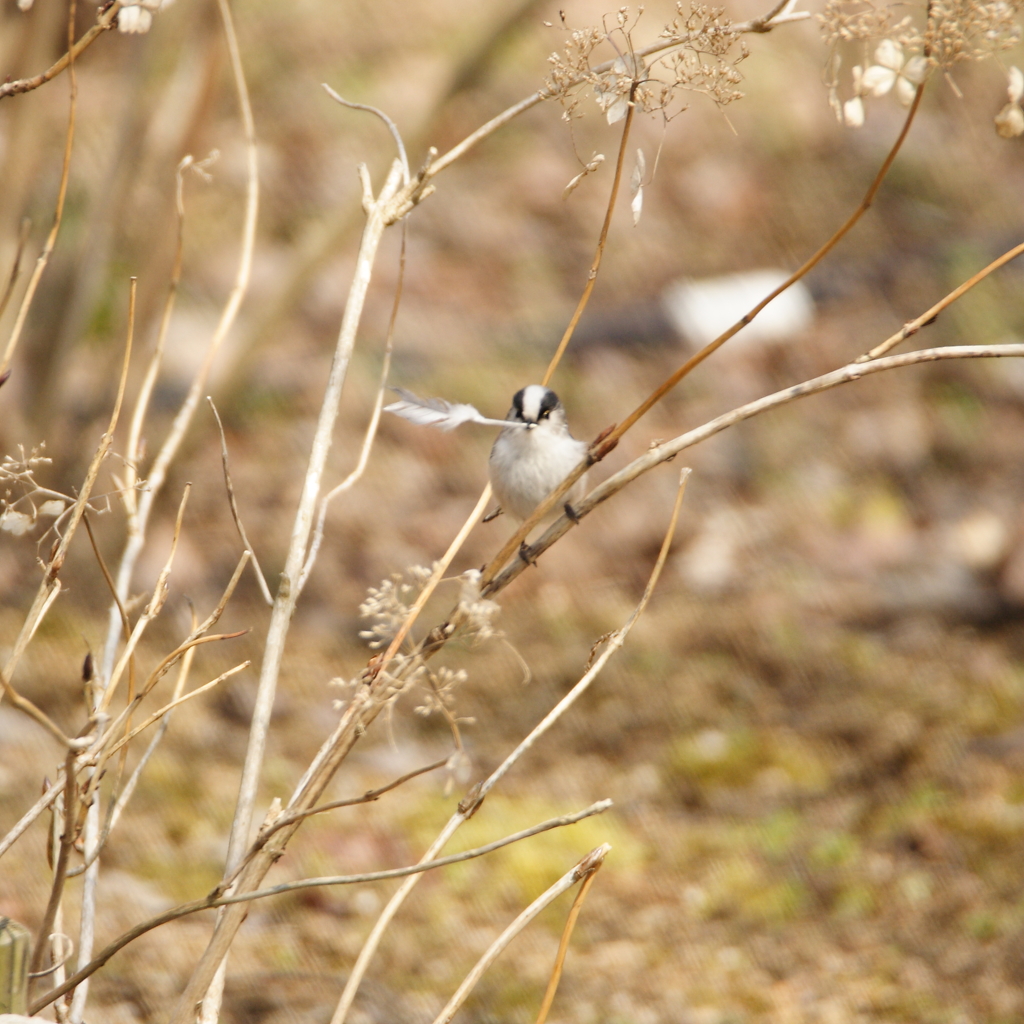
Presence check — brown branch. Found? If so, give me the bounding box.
[478,83,926,586]
[208,398,273,604]
[30,801,612,1014]
[0,219,31,325]
[218,755,452,891]
[598,82,926,453]
[0,2,122,101]
[541,84,637,387]
[859,238,1024,361]
[535,862,602,1024]
[30,750,78,976]
[484,343,1024,596]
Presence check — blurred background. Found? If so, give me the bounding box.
[3,0,1024,1020]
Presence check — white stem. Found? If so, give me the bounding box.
[98,0,259,687]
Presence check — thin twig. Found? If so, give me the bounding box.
[122,154,197,519]
[208,397,273,604]
[367,485,494,681]
[98,483,192,716]
[859,238,1024,361]
[595,82,927,451]
[542,83,637,387]
[0,777,66,861]
[479,83,926,586]
[297,221,407,595]
[0,2,122,101]
[429,846,611,1024]
[30,801,612,1014]
[261,756,450,840]
[322,85,410,183]
[330,470,689,1024]
[0,8,83,379]
[535,863,601,1024]
[104,662,250,759]
[30,750,78,976]
[0,219,31,325]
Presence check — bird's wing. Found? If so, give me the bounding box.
[383,387,521,431]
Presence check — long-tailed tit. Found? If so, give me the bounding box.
[487,385,588,523]
[383,383,589,524]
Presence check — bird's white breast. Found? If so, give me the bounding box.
[489,425,589,521]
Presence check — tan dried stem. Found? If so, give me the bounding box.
[331,469,688,1024]
[429,846,612,1024]
[0,0,81,380]
[0,2,122,101]
[208,397,273,604]
[541,83,638,387]
[0,277,135,740]
[30,749,79,976]
[859,238,1024,361]
[479,82,926,586]
[534,865,601,1024]
[0,219,31,325]
[98,482,192,716]
[174,143,415,1024]
[297,222,408,595]
[30,802,612,1014]
[100,0,259,684]
[122,155,194,518]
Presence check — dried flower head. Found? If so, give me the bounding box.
[0,445,74,544]
[995,64,1024,135]
[456,569,502,643]
[546,3,749,126]
[358,564,434,649]
[821,0,1022,128]
[117,0,175,34]
[413,666,467,718]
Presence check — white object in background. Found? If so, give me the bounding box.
[662,269,814,351]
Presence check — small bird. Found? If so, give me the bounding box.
[488,385,589,523]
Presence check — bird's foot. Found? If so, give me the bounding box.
[518,541,537,566]
[483,505,503,523]
[564,502,581,524]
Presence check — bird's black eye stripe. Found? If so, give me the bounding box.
[512,388,526,419]
[538,389,558,419]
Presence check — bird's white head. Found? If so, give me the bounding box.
[507,385,567,432]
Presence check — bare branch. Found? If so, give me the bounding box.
[860,239,1024,361]
[208,398,273,605]
[535,865,603,1024]
[322,84,410,183]
[331,470,689,1023]
[429,846,612,1024]
[30,802,612,1015]
[0,2,122,101]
